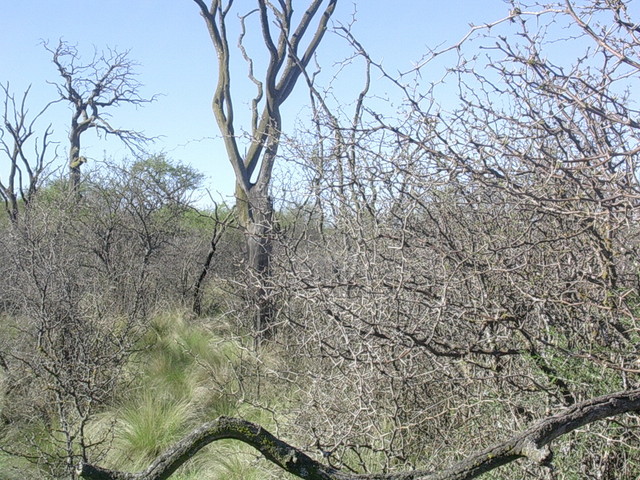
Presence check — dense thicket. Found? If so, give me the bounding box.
[2,1,640,480]
[266,1,640,478]
[0,157,243,478]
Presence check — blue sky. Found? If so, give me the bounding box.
[0,1,511,199]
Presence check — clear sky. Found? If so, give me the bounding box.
[0,1,511,200]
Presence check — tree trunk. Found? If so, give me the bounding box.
[191,206,231,316]
[240,185,274,342]
[192,244,216,317]
[6,192,19,224]
[69,130,82,193]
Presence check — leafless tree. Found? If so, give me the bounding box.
[0,193,143,479]
[11,1,640,479]
[191,0,338,338]
[191,200,236,316]
[0,83,56,222]
[44,40,156,191]
[79,156,206,313]
[263,0,640,477]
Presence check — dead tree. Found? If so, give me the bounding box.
[44,40,155,191]
[191,0,338,339]
[0,83,56,222]
[191,201,236,316]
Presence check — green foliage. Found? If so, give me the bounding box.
[178,206,235,233]
[128,155,204,206]
[179,208,218,232]
[0,451,41,480]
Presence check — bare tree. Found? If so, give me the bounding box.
[80,155,206,313]
[263,0,640,477]
[0,156,207,478]
[191,201,236,316]
[11,1,640,479]
[191,0,338,338]
[44,40,155,191]
[0,193,143,479]
[0,83,56,222]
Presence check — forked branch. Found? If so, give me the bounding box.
[192,0,337,193]
[0,83,56,222]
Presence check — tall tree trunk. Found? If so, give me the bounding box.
[193,0,338,340]
[241,185,274,341]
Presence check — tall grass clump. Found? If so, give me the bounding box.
[99,309,291,479]
[114,393,192,470]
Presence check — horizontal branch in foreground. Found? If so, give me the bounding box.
[77,387,640,480]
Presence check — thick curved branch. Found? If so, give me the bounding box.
[195,0,337,193]
[77,416,344,480]
[194,0,250,190]
[77,388,640,480]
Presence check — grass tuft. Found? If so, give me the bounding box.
[84,308,295,479]
[112,392,192,470]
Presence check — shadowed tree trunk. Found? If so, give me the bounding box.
[68,128,85,192]
[191,202,234,316]
[244,186,274,334]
